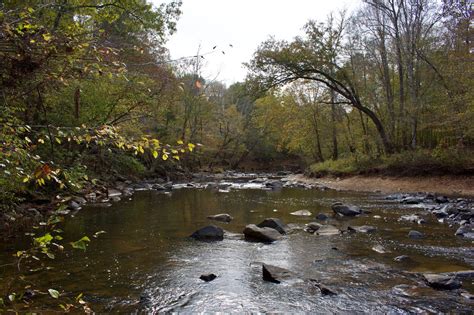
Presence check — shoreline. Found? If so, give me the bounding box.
[291,174,474,197]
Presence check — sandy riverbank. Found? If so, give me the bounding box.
[290,174,474,197]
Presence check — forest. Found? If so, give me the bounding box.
[1,0,473,208]
[0,0,473,312]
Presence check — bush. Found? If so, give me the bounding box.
[104,152,146,177]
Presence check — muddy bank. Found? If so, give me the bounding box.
[292,174,474,197]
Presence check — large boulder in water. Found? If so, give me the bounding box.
[190,225,224,241]
[200,273,217,282]
[423,273,461,290]
[243,224,281,243]
[331,203,362,217]
[257,218,288,234]
[262,264,296,283]
[207,213,233,223]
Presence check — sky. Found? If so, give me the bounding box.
[160,0,361,85]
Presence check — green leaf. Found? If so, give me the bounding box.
[48,289,60,299]
[70,236,91,251]
[34,233,53,246]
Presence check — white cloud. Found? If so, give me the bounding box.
[157,0,361,85]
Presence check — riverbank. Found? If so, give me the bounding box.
[291,174,474,197]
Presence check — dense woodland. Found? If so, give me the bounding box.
[0,0,473,210]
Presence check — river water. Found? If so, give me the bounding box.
[1,178,473,313]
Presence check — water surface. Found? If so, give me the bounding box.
[1,184,473,312]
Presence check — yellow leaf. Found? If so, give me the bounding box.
[177,140,184,145]
[139,146,144,154]
[188,143,196,152]
[171,149,178,154]
[42,33,52,41]
[23,177,29,183]
[152,151,158,159]
[162,154,169,161]
[173,155,180,160]
[85,134,92,143]
[55,137,61,144]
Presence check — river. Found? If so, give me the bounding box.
[1,176,473,312]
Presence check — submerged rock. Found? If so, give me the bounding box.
[257,218,288,234]
[262,264,337,296]
[290,210,312,216]
[200,273,217,282]
[408,230,424,239]
[423,273,461,290]
[190,225,224,241]
[207,213,233,223]
[243,224,281,243]
[331,203,362,217]
[315,213,329,221]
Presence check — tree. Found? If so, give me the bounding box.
[247,15,395,154]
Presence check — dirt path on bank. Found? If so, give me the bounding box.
[290,174,474,197]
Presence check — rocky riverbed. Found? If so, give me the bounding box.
[1,172,473,312]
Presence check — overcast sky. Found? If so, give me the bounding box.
[160,0,361,85]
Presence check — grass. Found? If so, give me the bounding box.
[307,148,474,177]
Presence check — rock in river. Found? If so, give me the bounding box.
[243,224,281,243]
[455,224,474,239]
[257,218,288,234]
[423,273,461,290]
[315,225,341,236]
[262,264,296,284]
[315,213,328,221]
[408,230,424,239]
[200,273,217,282]
[331,202,362,217]
[305,222,323,233]
[394,255,412,262]
[290,210,312,216]
[190,225,224,241]
[207,213,233,223]
[262,264,337,296]
[399,214,425,224]
[348,225,377,233]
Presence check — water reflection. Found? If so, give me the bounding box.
[1,186,472,312]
